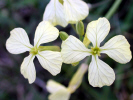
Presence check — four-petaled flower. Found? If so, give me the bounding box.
[43,0,89,27]
[61,17,132,87]
[6,21,62,84]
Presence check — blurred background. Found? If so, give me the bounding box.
[0,0,133,100]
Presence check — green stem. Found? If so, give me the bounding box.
[38,46,60,52]
[79,35,83,41]
[105,0,122,19]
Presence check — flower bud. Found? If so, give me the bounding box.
[59,31,69,41]
[67,63,88,93]
[76,21,84,36]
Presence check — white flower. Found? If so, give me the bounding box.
[61,17,132,87]
[43,0,89,27]
[47,80,71,100]
[6,21,63,84]
[43,0,68,27]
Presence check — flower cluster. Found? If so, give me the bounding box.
[6,0,132,100]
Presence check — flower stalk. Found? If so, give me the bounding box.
[105,0,122,19]
[38,46,61,52]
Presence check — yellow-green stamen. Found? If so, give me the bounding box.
[30,47,38,55]
[91,47,101,56]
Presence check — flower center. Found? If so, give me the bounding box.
[30,47,38,55]
[91,47,101,56]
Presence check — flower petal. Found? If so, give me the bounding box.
[49,89,70,100]
[63,0,89,24]
[86,17,110,47]
[43,0,68,27]
[34,21,59,47]
[100,35,132,64]
[89,56,115,87]
[46,80,67,93]
[6,28,33,54]
[61,35,91,64]
[21,54,36,84]
[36,51,62,76]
